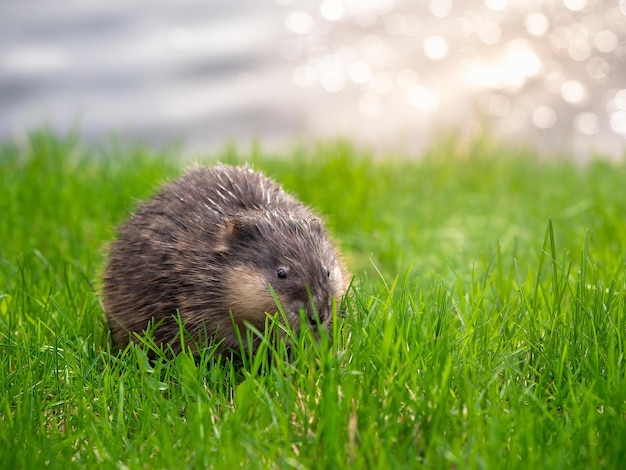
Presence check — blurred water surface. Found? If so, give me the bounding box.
[2,0,625,159]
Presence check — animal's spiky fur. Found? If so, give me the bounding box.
[103,165,349,353]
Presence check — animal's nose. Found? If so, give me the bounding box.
[309,311,326,326]
[308,298,328,325]
[318,307,328,323]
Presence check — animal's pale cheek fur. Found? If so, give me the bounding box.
[332,264,346,297]
[222,265,281,329]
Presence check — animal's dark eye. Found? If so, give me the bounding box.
[326,269,331,278]
[277,268,287,279]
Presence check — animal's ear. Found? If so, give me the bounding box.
[216,216,260,252]
[309,217,325,235]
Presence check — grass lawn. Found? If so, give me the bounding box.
[1,131,625,468]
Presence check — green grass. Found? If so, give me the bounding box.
[1,131,625,468]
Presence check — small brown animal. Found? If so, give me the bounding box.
[103,164,349,354]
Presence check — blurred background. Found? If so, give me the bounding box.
[2,0,625,160]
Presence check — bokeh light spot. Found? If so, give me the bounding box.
[594,30,618,53]
[285,11,315,34]
[407,85,440,114]
[610,111,626,134]
[293,64,315,88]
[322,69,345,92]
[544,66,565,93]
[423,36,449,60]
[564,0,588,12]
[349,61,373,84]
[430,0,453,18]
[502,110,528,133]
[360,35,395,66]
[532,106,557,129]
[480,94,511,116]
[568,42,590,61]
[479,22,502,44]
[320,0,345,21]
[384,14,422,36]
[525,13,549,37]
[397,69,420,88]
[574,112,599,135]
[565,24,592,60]
[561,80,586,104]
[466,63,504,89]
[370,73,393,94]
[384,14,406,35]
[614,89,626,110]
[485,0,509,12]
[586,57,610,81]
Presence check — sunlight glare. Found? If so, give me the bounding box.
[407,85,440,113]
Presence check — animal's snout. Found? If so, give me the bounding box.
[307,297,330,326]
